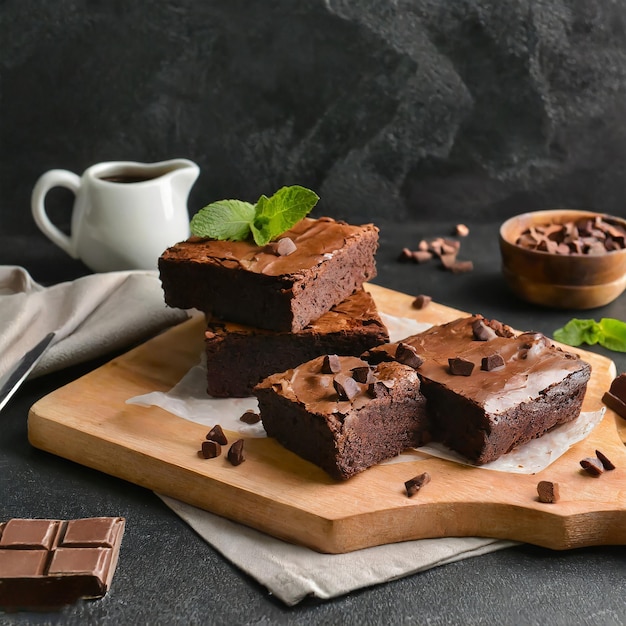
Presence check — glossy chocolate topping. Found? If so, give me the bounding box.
[367,316,589,414]
[257,355,419,418]
[162,217,378,277]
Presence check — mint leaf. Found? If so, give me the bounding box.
[553,319,601,347]
[553,317,626,352]
[249,185,320,246]
[190,199,255,241]
[597,318,626,352]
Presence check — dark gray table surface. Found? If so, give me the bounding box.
[2,221,625,626]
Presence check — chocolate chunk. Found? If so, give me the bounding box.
[404,472,431,497]
[455,224,469,237]
[580,457,604,476]
[411,294,432,309]
[448,357,475,376]
[333,374,360,401]
[199,440,221,459]
[206,424,228,445]
[321,354,342,374]
[472,319,498,341]
[595,449,615,470]
[395,342,423,369]
[266,237,297,256]
[227,439,245,466]
[602,373,626,420]
[449,260,474,274]
[481,353,505,371]
[0,517,125,609]
[412,250,434,263]
[240,410,261,424]
[537,481,560,503]
[351,366,374,384]
[398,247,413,261]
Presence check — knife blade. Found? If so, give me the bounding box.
[0,332,55,412]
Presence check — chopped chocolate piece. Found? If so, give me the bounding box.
[412,250,434,263]
[206,424,228,445]
[333,373,361,401]
[602,373,626,420]
[227,439,245,466]
[0,517,125,610]
[240,410,261,424]
[449,260,474,274]
[481,353,505,371]
[439,253,457,269]
[448,357,475,376]
[322,354,342,374]
[199,440,222,459]
[580,457,604,476]
[472,319,498,341]
[412,294,432,309]
[398,247,413,261]
[351,366,374,384]
[455,224,469,237]
[595,449,615,470]
[271,237,297,256]
[537,481,560,503]
[405,472,431,497]
[395,342,424,369]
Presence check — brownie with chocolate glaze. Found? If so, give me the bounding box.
[365,315,591,465]
[158,217,379,332]
[205,289,389,397]
[254,355,429,480]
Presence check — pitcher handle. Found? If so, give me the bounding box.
[31,169,81,258]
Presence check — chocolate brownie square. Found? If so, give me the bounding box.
[254,355,429,480]
[205,289,389,397]
[159,217,379,332]
[365,315,592,465]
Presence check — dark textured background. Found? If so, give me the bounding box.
[3,0,626,239]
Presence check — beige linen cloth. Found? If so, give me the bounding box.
[1,266,515,606]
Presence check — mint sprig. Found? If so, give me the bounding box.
[190,185,319,246]
[553,318,626,352]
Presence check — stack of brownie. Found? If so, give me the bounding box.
[158,217,390,397]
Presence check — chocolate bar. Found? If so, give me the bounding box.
[0,517,125,610]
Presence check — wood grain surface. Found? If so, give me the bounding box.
[28,284,626,553]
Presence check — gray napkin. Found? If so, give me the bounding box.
[0,266,188,379]
[2,266,515,605]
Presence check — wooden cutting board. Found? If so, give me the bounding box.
[28,284,626,554]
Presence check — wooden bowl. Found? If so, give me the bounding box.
[499,209,626,309]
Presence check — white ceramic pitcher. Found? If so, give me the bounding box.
[31,159,199,272]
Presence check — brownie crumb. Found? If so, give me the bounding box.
[240,410,261,424]
[411,294,432,309]
[199,440,222,459]
[227,439,245,466]
[595,449,615,470]
[537,480,560,503]
[405,472,431,497]
[448,357,475,376]
[580,457,604,476]
[321,354,342,374]
[207,424,228,445]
